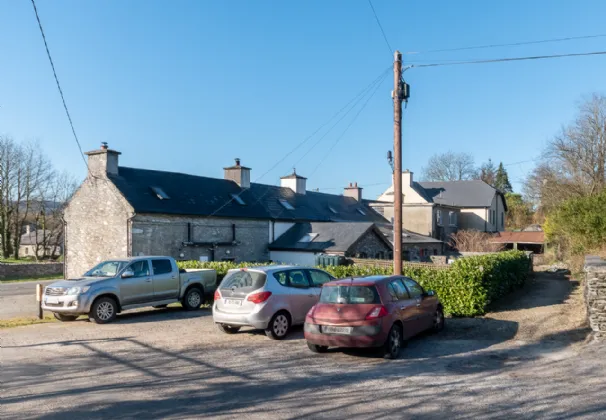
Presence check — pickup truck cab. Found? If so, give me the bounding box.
[42,256,216,324]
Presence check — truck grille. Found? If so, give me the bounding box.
[45,287,67,296]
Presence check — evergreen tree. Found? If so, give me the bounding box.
[495,162,513,193]
[480,158,497,187]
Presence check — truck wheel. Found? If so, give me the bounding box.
[265,311,291,340]
[89,297,118,324]
[182,287,203,310]
[217,324,241,334]
[53,313,78,322]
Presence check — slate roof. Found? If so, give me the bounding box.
[20,229,60,246]
[269,222,392,253]
[490,231,544,244]
[108,167,388,223]
[377,225,443,244]
[417,180,508,210]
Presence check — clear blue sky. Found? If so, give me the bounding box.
[1,0,605,199]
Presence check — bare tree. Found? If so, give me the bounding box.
[421,151,478,181]
[449,230,504,253]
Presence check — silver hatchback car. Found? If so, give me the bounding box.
[213,266,335,339]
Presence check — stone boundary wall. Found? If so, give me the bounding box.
[0,262,63,280]
[350,258,451,270]
[584,256,606,340]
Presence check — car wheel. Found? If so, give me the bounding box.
[53,313,78,322]
[153,305,168,309]
[265,311,291,340]
[89,297,118,324]
[307,342,329,353]
[432,307,445,333]
[182,287,203,310]
[217,324,241,334]
[383,324,403,359]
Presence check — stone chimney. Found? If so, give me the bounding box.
[344,182,362,201]
[401,169,413,187]
[280,169,307,195]
[224,158,251,189]
[84,142,121,178]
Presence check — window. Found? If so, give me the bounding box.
[436,210,443,226]
[308,270,333,287]
[501,212,504,229]
[492,210,496,226]
[328,206,338,214]
[288,270,310,288]
[402,277,424,299]
[128,260,150,278]
[231,194,246,205]
[221,270,267,297]
[356,208,367,216]
[84,261,128,277]
[390,279,410,300]
[449,211,457,226]
[273,271,288,286]
[150,186,170,200]
[24,247,29,255]
[151,259,173,275]
[298,233,319,243]
[278,199,294,210]
[320,285,381,304]
[375,251,385,259]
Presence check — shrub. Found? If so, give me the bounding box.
[178,250,530,317]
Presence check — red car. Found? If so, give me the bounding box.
[304,275,444,359]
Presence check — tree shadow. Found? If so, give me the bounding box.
[112,306,212,324]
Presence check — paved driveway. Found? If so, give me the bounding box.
[1,271,605,419]
[0,280,56,319]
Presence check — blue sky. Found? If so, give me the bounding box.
[1,0,605,199]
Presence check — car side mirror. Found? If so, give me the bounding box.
[424,290,436,298]
[121,269,134,279]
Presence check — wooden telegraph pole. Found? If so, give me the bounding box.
[392,51,403,275]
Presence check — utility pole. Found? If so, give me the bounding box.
[392,50,403,275]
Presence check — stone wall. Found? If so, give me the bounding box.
[345,230,392,259]
[0,263,63,280]
[585,256,606,340]
[132,214,270,263]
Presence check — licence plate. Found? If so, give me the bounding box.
[45,297,59,304]
[323,326,352,335]
[225,299,242,306]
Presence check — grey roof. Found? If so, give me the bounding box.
[269,222,392,253]
[377,225,443,244]
[20,229,61,246]
[108,167,388,223]
[417,180,507,210]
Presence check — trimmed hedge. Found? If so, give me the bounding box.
[177,251,530,317]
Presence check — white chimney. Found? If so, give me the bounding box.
[25,225,31,235]
[401,169,413,187]
[224,158,251,189]
[344,182,362,201]
[280,169,307,195]
[84,142,120,178]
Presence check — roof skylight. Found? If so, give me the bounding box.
[151,186,170,200]
[278,199,295,210]
[298,233,319,243]
[231,194,246,205]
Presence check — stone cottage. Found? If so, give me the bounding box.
[63,144,392,278]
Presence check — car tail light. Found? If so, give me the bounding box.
[365,306,388,320]
[214,290,221,301]
[247,291,272,304]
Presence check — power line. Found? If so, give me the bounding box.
[405,33,606,55]
[31,0,88,169]
[412,51,606,68]
[367,0,393,55]
[307,71,389,180]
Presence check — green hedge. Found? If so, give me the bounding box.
[177,251,530,317]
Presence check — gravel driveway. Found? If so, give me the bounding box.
[1,270,604,419]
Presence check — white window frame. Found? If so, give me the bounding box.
[449,211,456,226]
[436,209,443,226]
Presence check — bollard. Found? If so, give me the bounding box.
[36,284,43,319]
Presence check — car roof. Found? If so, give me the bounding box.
[228,265,317,273]
[325,275,392,287]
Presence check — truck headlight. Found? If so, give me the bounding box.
[67,286,90,295]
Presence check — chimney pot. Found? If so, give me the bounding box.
[235,158,241,166]
[354,182,358,187]
[101,142,108,150]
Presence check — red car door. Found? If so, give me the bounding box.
[402,277,434,331]
[388,279,422,338]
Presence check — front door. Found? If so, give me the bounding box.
[120,260,154,305]
[151,258,179,300]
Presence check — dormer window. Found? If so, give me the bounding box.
[151,186,170,200]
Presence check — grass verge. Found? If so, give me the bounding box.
[0,274,62,283]
[0,314,58,329]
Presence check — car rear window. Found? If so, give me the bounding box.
[220,270,267,298]
[319,285,381,304]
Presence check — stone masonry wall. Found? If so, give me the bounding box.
[585,256,606,340]
[63,177,133,278]
[345,230,392,259]
[0,263,63,280]
[132,214,270,263]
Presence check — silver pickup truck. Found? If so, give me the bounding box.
[42,256,216,324]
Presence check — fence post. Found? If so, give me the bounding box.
[36,284,43,319]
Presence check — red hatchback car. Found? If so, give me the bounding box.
[304,275,444,359]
